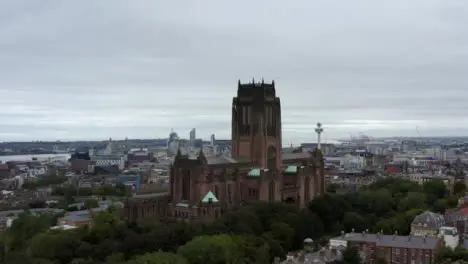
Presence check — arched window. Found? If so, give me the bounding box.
[304,177,310,202]
[181,170,190,200]
[267,146,277,169]
[269,181,275,201]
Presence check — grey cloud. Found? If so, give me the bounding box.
[0,0,468,142]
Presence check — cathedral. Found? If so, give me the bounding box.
[124,80,325,222]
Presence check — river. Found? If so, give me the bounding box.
[0,153,71,163]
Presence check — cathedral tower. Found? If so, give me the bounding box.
[231,79,282,170]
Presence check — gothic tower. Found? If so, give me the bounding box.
[231,79,282,170]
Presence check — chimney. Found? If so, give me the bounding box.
[351,228,355,233]
[341,230,345,237]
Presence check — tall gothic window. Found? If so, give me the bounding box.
[269,181,275,201]
[242,106,247,125]
[304,177,310,202]
[181,170,190,200]
[267,146,277,169]
[227,184,232,203]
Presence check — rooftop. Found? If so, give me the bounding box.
[331,232,439,249]
[201,191,219,203]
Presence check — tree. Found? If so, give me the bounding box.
[341,246,362,264]
[343,212,366,232]
[84,199,99,209]
[309,194,351,233]
[423,180,446,205]
[398,192,426,211]
[453,181,466,195]
[127,252,188,264]
[177,235,241,264]
[327,183,340,193]
[267,222,294,252]
[3,212,55,251]
[29,230,82,264]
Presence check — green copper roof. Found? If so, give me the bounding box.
[201,191,219,203]
[247,168,269,177]
[284,165,305,174]
[175,201,189,207]
[284,166,298,174]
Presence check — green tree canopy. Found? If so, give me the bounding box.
[127,252,188,264]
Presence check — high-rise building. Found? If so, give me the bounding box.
[189,128,196,147]
[210,134,216,146]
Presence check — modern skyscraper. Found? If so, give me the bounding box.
[189,128,196,147]
[210,133,216,147]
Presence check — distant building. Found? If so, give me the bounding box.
[300,143,335,156]
[329,231,442,264]
[342,154,365,170]
[115,174,141,192]
[210,134,216,147]
[127,149,154,166]
[189,128,196,147]
[445,207,468,235]
[0,164,12,179]
[91,155,126,170]
[438,226,459,249]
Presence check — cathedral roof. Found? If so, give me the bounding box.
[201,191,219,203]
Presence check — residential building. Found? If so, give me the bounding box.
[445,207,468,236]
[329,231,442,264]
[0,164,12,179]
[438,226,459,249]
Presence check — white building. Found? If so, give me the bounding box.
[341,154,365,170]
[439,226,459,249]
[91,155,126,170]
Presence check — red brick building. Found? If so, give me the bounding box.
[124,80,325,222]
[330,231,442,264]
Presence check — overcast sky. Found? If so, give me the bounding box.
[0,0,467,143]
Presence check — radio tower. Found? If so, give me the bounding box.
[315,122,324,150]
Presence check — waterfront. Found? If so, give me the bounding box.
[0,153,71,162]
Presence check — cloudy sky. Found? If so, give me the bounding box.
[0,0,467,143]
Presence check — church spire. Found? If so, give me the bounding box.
[198,148,207,163]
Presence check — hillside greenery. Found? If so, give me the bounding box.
[0,177,465,264]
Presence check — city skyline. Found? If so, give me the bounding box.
[1,0,468,142]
